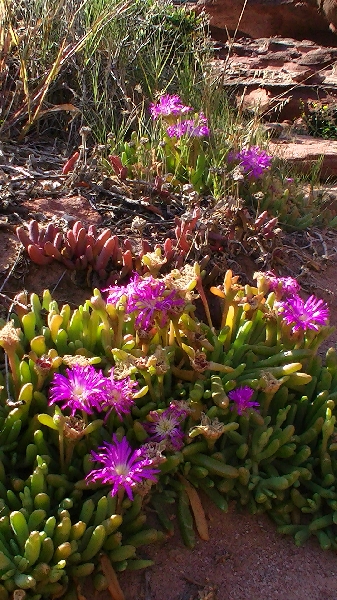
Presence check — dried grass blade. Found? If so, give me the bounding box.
[99,553,125,600]
[179,476,209,541]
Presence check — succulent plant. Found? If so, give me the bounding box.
[0,266,337,598]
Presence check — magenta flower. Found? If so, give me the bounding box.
[232,146,272,178]
[86,435,159,500]
[100,369,137,420]
[49,365,107,415]
[106,274,184,329]
[264,272,300,297]
[277,294,329,333]
[103,285,127,306]
[150,94,191,119]
[166,114,209,138]
[228,386,259,415]
[143,404,187,451]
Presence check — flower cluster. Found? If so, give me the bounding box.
[106,273,185,330]
[231,146,272,178]
[150,94,209,139]
[86,435,159,500]
[49,364,138,419]
[264,273,300,297]
[254,271,329,333]
[166,113,209,139]
[255,271,300,299]
[149,94,191,119]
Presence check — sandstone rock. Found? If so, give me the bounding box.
[297,48,333,65]
[196,0,337,42]
[210,36,337,120]
[269,134,337,178]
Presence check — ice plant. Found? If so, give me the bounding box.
[49,364,107,415]
[150,94,191,119]
[255,271,300,299]
[277,294,329,333]
[166,114,209,138]
[86,435,159,500]
[100,369,137,420]
[106,274,185,330]
[228,386,259,415]
[0,320,23,394]
[144,404,187,451]
[233,146,272,178]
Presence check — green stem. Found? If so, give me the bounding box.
[59,429,65,473]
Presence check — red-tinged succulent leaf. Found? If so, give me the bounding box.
[53,232,64,250]
[175,226,191,252]
[93,229,113,256]
[16,226,32,249]
[44,241,63,260]
[108,155,128,179]
[163,238,174,261]
[43,223,58,244]
[75,228,88,257]
[85,245,94,263]
[88,224,97,237]
[255,210,269,228]
[95,237,117,271]
[27,244,53,265]
[110,235,119,263]
[122,249,133,269]
[141,240,152,254]
[28,220,40,244]
[72,221,85,238]
[123,239,132,252]
[62,151,80,175]
[261,217,278,233]
[86,234,96,249]
[66,229,77,252]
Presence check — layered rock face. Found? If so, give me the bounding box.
[210,37,337,120]
[196,0,337,42]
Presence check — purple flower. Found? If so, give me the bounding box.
[49,365,107,415]
[232,146,272,178]
[86,435,159,500]
[106,274,184,330]
[143,404,187,451]
[100,369,137,420]
[228,386,259,415]
[277,294,329,333]
[264,272,300,297]
[166,114,209,138]
[103,285,127,306]
[150,94,191,119]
